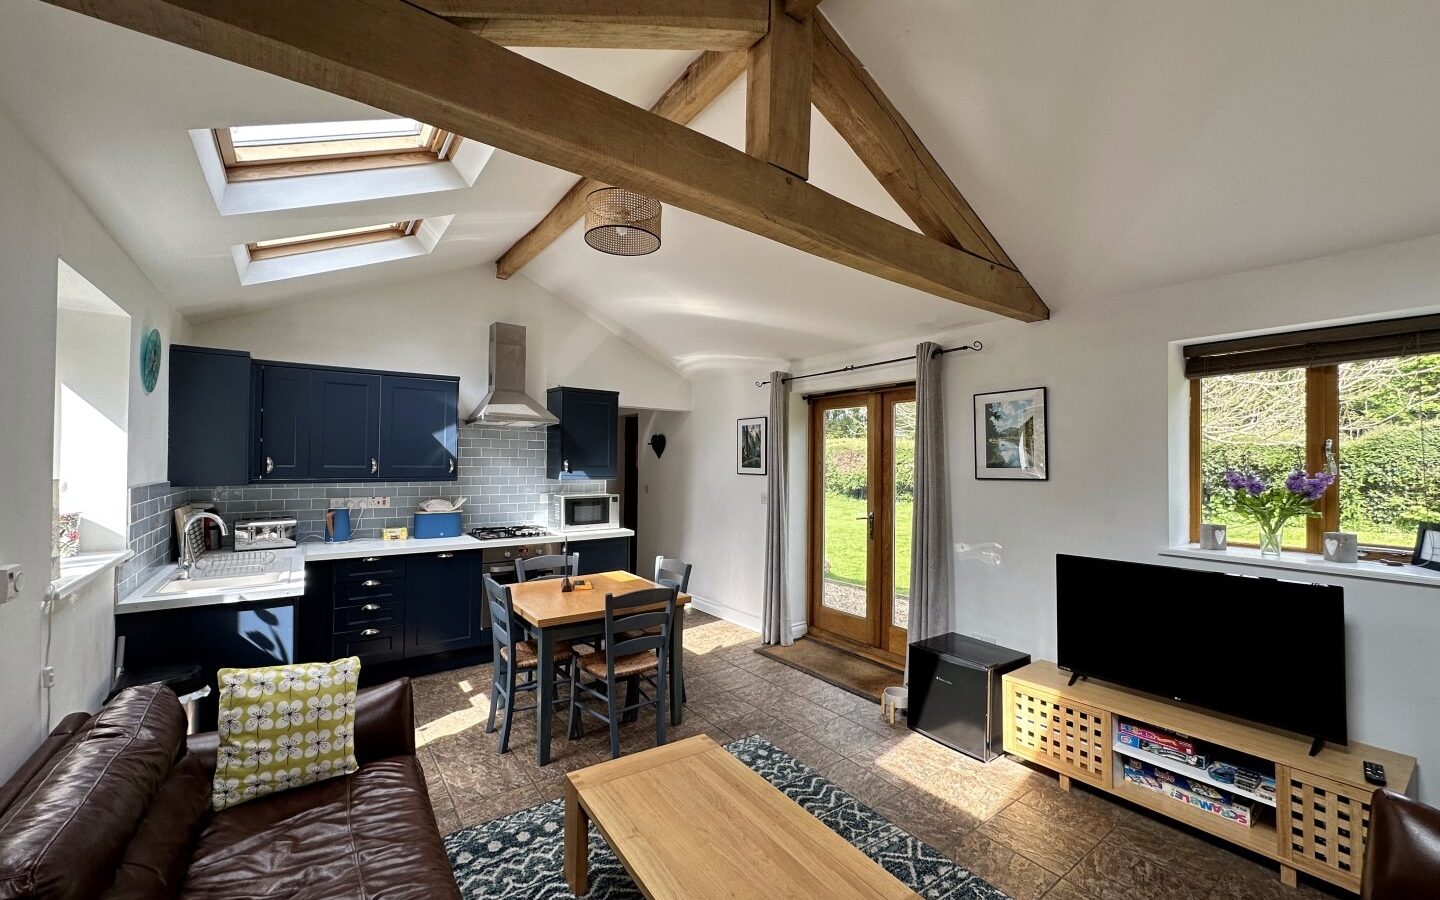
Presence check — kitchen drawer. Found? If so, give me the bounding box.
[334,624,404,666]
[334,577,405,608]
[333,600,405,633]
[335,555,407,582]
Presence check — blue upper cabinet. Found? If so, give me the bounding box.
[253,364,313,481]
[379,376,459,481]
[547,387,619,479]
[169,345,253,487]
[177,352,461,485]
[310,371,382,480]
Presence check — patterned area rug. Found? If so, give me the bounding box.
[444,735,1010,899]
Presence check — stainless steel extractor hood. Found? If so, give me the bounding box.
[465,322,558,427]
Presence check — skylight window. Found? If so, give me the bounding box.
[215,118,459,182]
[246,221,422,261]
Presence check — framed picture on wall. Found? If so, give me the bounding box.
[737,416,767,475]
[974,387,1048,480]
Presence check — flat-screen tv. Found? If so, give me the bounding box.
[1056,554,1347,748]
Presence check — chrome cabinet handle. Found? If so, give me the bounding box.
[361,603,382,612]
[362,579,381,588]
[360,628,380,637]
[362,557,380,563]
[448,457,455,474]
[264,456,274,476]
[437,552,454,559]
[370,457,378,475]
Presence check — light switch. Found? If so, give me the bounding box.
[760,492,768,505]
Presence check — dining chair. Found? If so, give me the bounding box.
[654,556,693,593]
[567,586,676,759]
[515,552,580,582]
[483,574,577,755]
[652,556,692,704]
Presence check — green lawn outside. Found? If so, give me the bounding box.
[822,493,912,588]
[1202,510,1416,551]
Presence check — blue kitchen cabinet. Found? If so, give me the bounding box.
[546,387,619,479]
[169,345,252,486]
[379,375,459,481]
[405,550,485,657]
[310,370,382,480]
[252,364,312,481]
[575,537,633,575]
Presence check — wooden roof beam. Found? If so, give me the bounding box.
[746,0,812,180]
[413,0,769,50]
[496,50,747,280]
[45,0,1048,322]
[811,12,1019,269]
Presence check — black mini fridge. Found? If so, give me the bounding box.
[906,632,1030,762]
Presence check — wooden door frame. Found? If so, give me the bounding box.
[805,384,914,666]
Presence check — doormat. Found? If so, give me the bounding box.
[755,638,898,703]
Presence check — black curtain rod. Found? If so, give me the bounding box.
[755,341,983,387]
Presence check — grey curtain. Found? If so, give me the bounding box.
[762,371,793,646]
[909,343,953,644]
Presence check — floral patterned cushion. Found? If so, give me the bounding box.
[211,657,361,811]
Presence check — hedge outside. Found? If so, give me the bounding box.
[824,437,915,500]
[1202,421,1440,535]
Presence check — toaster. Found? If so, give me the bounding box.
[233,513,298,551]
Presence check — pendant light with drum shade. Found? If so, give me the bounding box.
[584,187,662,256]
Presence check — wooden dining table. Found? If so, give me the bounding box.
[508,570,692,766]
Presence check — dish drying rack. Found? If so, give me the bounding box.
[193,550,276,578]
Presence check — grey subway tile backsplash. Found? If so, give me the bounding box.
[187,424,612,543]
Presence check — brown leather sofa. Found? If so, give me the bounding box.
[0,679,460,899]
[1362,788,1440,899]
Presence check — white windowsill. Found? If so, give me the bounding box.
[50,549,134,601]
[1160,544,1440,588]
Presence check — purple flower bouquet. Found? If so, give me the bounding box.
[1221,468,1336,557]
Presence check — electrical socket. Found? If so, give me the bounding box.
[40,666,56,689]
[347,497,392,510]
[0,564,21,603]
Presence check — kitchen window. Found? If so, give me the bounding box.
[1187,315,1440,560]
[246,221,422,261]
[214,118,460,182]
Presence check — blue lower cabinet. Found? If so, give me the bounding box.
[406,551,485,656]
[575,537,633,575]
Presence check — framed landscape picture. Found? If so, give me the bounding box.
[737,416,767,475]
[974,387,1048,480]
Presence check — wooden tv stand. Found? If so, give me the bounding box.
[1001,661,1416,893]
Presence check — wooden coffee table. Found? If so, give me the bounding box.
[564,735,921,899]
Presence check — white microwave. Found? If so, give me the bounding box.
[553,493,620,532]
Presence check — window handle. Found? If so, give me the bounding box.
[1324,438,1337,477]
[855,512,874,539]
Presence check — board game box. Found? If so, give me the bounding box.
[1122,756,1257,828]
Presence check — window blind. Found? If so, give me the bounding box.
[1184,314,1440,378]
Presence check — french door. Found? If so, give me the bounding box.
[807,386,916,663]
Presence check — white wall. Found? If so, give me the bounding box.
[191,266,691,414]
[0,107,188,779]
[659,233,1440,802]
[637,372,775,630]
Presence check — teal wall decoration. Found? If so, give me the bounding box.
[140,328,162,394]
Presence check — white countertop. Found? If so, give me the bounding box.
[117,548,306,615]
[115,528,637,613]
[298,527,635,561]
[52,549,134,601]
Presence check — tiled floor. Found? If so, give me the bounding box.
[413,612,1342,900]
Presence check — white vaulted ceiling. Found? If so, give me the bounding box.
[3,0,1440,368]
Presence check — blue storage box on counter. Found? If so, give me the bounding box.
[413,511,463,538]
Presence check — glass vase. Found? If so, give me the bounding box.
[1256,518,1288,558]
